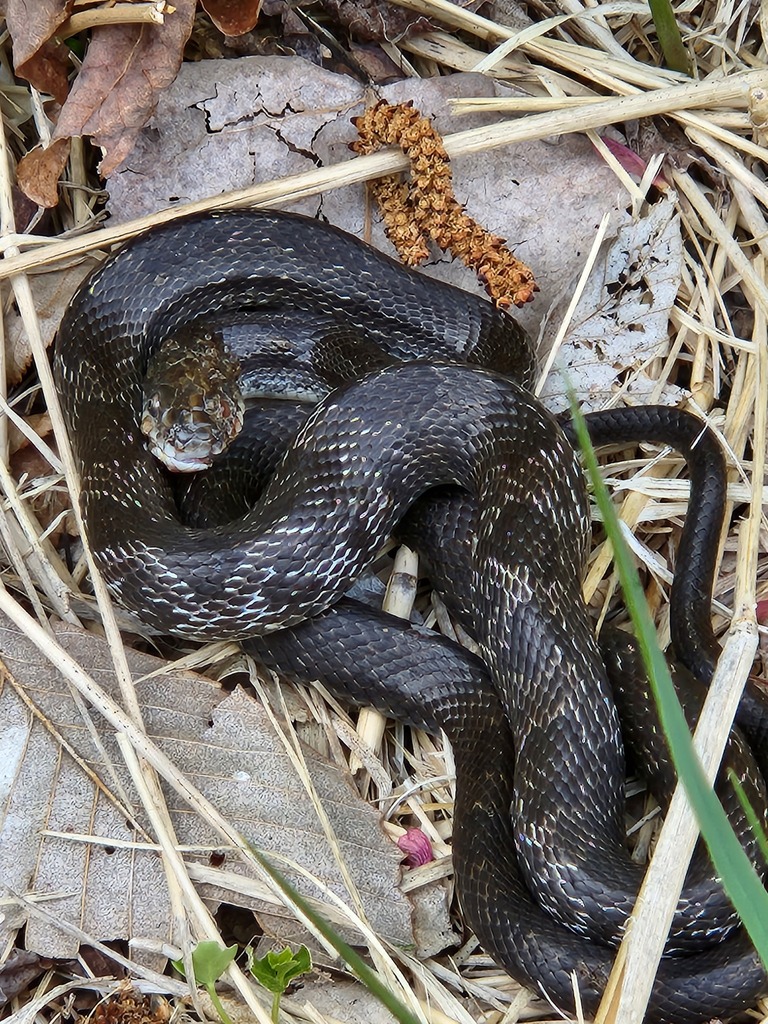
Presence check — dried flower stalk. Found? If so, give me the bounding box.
[352,99,537,308]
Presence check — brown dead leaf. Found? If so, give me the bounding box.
[9,413,53,458]
[54,0,197,176]
[202,0,263,36]
[4,0,72,104]
[11,184,44,233]
[349,42,404,84]
[4,262,93,386]
[16,138,71,208]
[318,0,433,42]
[0,948,50,1007]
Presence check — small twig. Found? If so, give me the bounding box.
[58,2,167,38]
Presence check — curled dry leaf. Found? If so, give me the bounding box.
[53,0,197,176]
[15,137,71,209]
[0,948,50,1007]
[6,1,199,201]
[3,0,72,104]
[201,0,263,36]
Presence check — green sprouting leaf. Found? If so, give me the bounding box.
[248,944,312,1023]
[248,944,312,994]
[172,940,238,986]
[172,941,238,1024]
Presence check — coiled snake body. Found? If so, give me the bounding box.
[54,210,768,1021]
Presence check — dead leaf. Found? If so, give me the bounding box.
[202,0,263,36]
[348,42,404,84]
[633,116,702,174]
[53,0,197,176]
[317,0,433,42]
[277,975,407,1024]
[0,948,50,1006]
[8,413,53,458]
[539,196,685,411]
[0,617,421,960]
[16,138,71,208]
[11,184,46,233]
[4,0,72,103]
[3,262,93,386]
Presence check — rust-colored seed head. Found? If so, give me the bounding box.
[353,100,537,308]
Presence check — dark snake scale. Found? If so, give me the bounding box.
[54,209,768,1021]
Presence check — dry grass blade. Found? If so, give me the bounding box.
[61,2,167,35]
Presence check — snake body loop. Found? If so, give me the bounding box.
[54,209,768,1022]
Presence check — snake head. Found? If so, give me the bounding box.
[141,324,244,473]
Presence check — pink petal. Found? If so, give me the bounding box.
[397,827,434,867]
[597,136,669,189]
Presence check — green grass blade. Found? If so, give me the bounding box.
[729,768,768,865]
[647,0,691,74]
[245,844,424,1024]
[568,396,768,961]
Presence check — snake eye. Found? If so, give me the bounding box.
[141,394,161,434]
[142,392,161,418]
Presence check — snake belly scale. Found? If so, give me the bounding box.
[54,209,768,1022]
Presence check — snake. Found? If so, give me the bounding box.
[53,208,768,1021]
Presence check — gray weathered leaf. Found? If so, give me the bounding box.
[0,618,419,960]
[539,195,685,411]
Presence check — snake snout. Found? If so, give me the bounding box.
[141,326,245,473]
[142,398,222,472]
